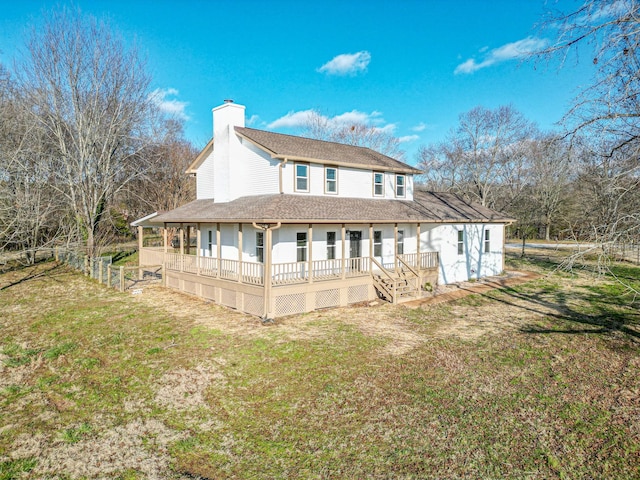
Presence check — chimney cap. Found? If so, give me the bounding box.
[223,99,234,104]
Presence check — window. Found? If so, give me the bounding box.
[395,175,405,197]
[457,230,464,255]
[484,229,490,253]
[256,231,264,263]
[373,230,382,257]
[327,232,336,259]
[325,167,337,194]
[297,232,307,262]
[373,172,384,196]
[295,163,309,192]
[208,230,213,256]
[397,230,404,255]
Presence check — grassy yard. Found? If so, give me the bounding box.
[0,254,638,479]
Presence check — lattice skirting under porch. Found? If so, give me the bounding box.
[164,270,375,318]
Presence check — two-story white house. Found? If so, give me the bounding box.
[133,101,513,318]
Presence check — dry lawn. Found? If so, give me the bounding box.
[1,257,639,479]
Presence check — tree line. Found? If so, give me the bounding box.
[0,8,196,263]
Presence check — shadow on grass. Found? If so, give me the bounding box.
[0,262,66,291]
[471,280,640,342]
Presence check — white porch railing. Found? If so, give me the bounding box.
[141,248,437,287]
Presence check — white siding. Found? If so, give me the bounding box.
[421,223,504,284]
[196,150,215,199]
[281,163,414,200]
[231,141,280,199]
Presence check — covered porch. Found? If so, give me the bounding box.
[134,220,439,318]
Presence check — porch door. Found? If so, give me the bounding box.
[349,231,362,258]
[349,231,362,272]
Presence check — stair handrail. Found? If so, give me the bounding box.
[370,256,397,304]
[396,255,419,278]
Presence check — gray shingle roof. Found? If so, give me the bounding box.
[152,191,513,225]
[235,127,421,174]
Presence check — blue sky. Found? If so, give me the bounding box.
[0,0,594,164]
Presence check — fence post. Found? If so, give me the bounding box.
[162,264,166,287]
[98,260,103,284]
[89,257,95,279]
[55,247,59,262]
[107,265,111,288]
[119,266,125,292]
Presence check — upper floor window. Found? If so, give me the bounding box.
[395,175,405,197]
[373,230,382,257]
[208,230,214,256]
[297,232,308,262]
[484,229,490,253]
[256,231,264,263]
[457,230,464,255]
[295,163,309,192]
[327,232,336,259]
[373,172,384,196]
[397,230,404,255]
[325,167,337,194]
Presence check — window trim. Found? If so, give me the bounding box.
[397,229,404,255]
[325,166,338,195]
[457,230,464,255]
[327,231,336,260]
[296,232,308,262]
[484,229,490,254]
[373,172,385,197]
[373,230,382,257]
[256,231,264,263]
[294,163,309,192]
[395,174,406,198]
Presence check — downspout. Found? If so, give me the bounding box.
[252,222,282,321]
[278,158,289,194]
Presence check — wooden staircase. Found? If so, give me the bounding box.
[370,257,421,304]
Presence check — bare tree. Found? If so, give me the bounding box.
[418,105,536,211]
[0,64,67,264]
[15,7,158,257]
[537,0,640,258]
[122,118,197,221]
[301,110,405,160]
[527,135,575,241]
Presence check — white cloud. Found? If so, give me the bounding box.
[150,88,189,120]
[398,134,419,143]
[454,36,548,74]
[246,114,260,126]
[411,122,428,132]
[268,109,388,130]
[267,109,316,129]
[317,51,371,75]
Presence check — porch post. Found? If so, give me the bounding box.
[216,222,221,278]
[417,223,421,266]
[341,223,346,279]
[238,223,243,283]
[163,224,168,253]
[308,224,313,284]
[137,225,143,280]
[369,223,373,273]
[196,222,201,276]
[179,223,184,255]
[264,227,273,318]
[416,222,422,288]
[394,223,399,274]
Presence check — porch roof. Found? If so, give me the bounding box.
[148,190,514,225]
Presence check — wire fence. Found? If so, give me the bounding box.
[55,248,163,292]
